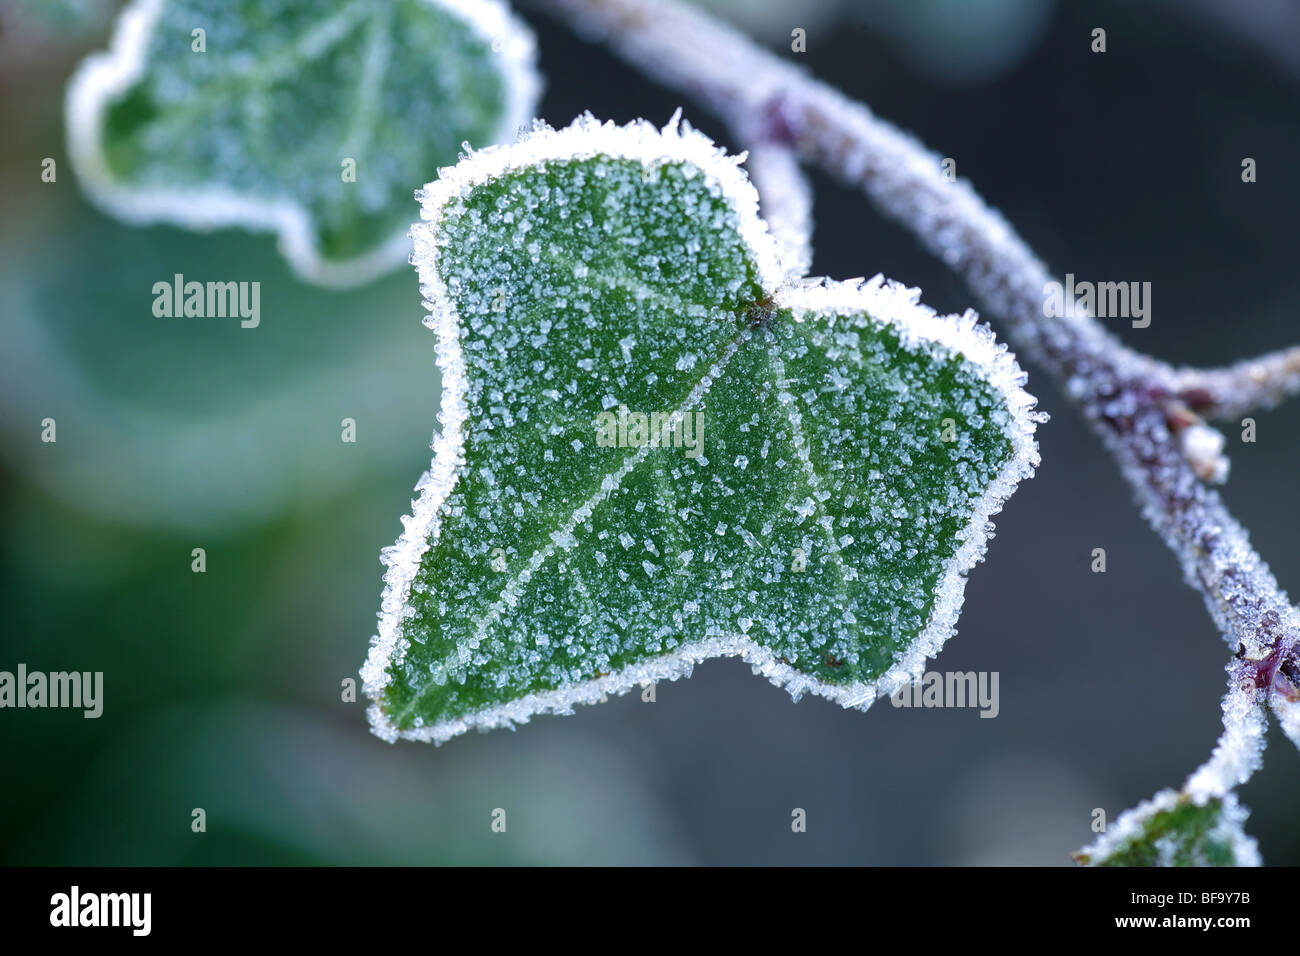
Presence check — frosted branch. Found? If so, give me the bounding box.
[1185,668,1267,800]
[1173,345,1300,421]
[743,142,813,277]
[1077,670,1267,866]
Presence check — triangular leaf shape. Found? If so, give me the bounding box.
[362,114,1041,743]
[65,0,540,286]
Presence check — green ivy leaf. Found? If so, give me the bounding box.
[65,0,539,286]
[362,115,1041,743]
[1074,792,1259,867]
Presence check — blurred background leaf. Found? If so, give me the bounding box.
[0,201,439,531]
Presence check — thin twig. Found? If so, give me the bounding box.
[532,0,1300,781]
[1185,669,1267,801]
[1076,670,1267,865]
[742,141,813,277]
[1173,345,1300,421]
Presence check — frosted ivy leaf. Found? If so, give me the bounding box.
[361,113,1042,743]
[65,0,539,286]
[1074,791,1260,867]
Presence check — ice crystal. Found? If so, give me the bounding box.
[362,114,1041,743]
[1272,695,1300,754]
[1077,682,1266,866]
[65,0,539,285]
[1075,792,1259,867]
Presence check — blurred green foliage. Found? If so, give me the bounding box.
[0,39,687,865]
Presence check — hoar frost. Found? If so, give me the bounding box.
[65,0,540,286]
[362,114,1041,743]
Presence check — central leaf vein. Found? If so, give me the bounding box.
[393,317,759,722]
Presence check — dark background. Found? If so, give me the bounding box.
[1,0,1298,864]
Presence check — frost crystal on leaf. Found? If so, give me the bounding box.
[361,113,1042,743]
[65,0,540,286]
[1074,792,1260,867]
[1077,681,1267,866]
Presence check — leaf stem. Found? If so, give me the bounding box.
[743,141,813,278]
